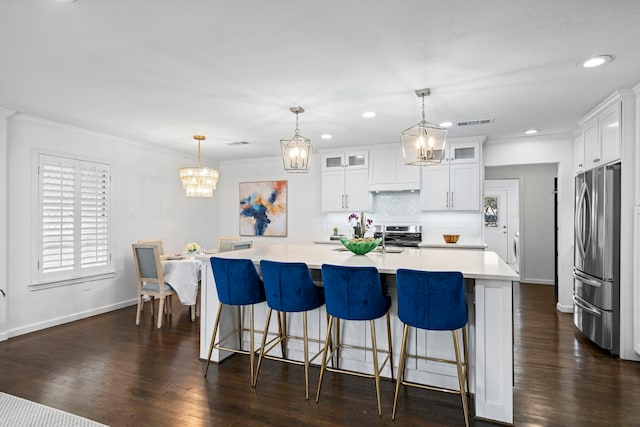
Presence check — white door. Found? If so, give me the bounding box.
[484,179,520,272]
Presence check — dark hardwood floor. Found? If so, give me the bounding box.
[1,283,640,426]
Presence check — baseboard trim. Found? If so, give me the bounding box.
[556,302,574,313]
[7,299,138,338]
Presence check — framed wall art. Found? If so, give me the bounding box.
[239,180,287,237]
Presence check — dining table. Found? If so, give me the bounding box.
[161,257,203,321]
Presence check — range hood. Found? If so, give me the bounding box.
[368,184,420,192]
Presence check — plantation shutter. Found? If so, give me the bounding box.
[38,154,111,281]
[41,156,76,273]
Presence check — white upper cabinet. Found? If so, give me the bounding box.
[574,131,585,173]
[420,138,483,211]
[368,146,420,191]
[577,94,622,172]
[320,150,370,212]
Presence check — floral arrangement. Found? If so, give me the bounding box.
[184,242,200,253]
[348,212,373,238]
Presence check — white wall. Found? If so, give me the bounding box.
[483,134,574,313]
[4,114,217,337]
[485,164,557,285]
[216,155,325,245]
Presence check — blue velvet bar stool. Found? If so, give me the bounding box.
[253,260,326,399]
[316,264,393,416]
[392,268,469,427]
[204,257,266,385]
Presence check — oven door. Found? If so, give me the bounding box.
[573,294,613,351]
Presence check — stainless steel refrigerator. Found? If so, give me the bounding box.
[573,163,620,354]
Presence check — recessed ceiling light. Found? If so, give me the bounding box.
[580,55,613,68]
[321,134,332,139]
[362,112,376,118]
[439,121,453,128]
[524,129,539,135]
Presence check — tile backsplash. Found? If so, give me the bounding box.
[325,191,483,244]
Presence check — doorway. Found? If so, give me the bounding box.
[483,179,520,273]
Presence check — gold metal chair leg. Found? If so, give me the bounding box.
[386,312,394,381]
[303,311,310,400]
[370,319,382,416]
[282,312,288,359]
[237,306,243,350]
[204,304,224,377]
[453,330,470,427]
[315,315,334,403]
[253,307,273,388]
[392,324,410,420]
[335,318,341,370]
[462,326,469,394]
[249,304,255,386]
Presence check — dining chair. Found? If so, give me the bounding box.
[253,260,326,399]
[218,236,240,252]
[205,257,266,384]
[392,268,469,426]
[132,243,176,328]
[316,264,393,416]
[232,240,253,251]
[138,239,165,256]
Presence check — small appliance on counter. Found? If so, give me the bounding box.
[574,163,620,355]
[373,225,422,247]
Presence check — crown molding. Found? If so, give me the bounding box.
[0,107,16,119]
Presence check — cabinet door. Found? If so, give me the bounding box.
[583,118,600,168]
[345,169,370,211]
[599,102,621,165]
[574,133,585,173]
[322,153,345,170]
[420,165,450,210]
[448,141,480,164]
[345,151,368,170]
[394,153,421,186]
[321,169,346,212]
[450,163,480,211]
[368,149,396,185]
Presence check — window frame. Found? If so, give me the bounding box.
[31,151,114,288]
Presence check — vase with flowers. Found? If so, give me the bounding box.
[348,212,373,238]
[184,242,200,258]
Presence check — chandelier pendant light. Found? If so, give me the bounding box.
[281,106,312,173]
[179,135,219,198]
[400,88,448,166]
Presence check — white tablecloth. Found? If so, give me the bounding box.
[161,259,201,305]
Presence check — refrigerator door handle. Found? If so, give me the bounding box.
[573,269,602,288]
[575,182,587,259]
[573,295,602,317]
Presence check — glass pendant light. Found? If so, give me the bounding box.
[178,135,219,197]
[281,106,312,173]
[400,88,447,166]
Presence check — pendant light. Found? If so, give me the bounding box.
[281,106,312,173]
[400,88,448,166]
[178,135,219,198]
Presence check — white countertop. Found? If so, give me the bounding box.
[207,244,519,282]
[314,240,488,249]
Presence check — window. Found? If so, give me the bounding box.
[35,153,112,285]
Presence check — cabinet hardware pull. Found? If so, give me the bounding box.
[593,158,600,162]
[345,194,349,209]
[341,194,345,209]
[451,191,454,208]
[446,191,449,208]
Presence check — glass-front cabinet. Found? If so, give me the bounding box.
[322,151,368,170]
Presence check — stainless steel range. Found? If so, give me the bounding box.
[373,225,422,247]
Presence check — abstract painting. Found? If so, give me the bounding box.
[239,180,287,236]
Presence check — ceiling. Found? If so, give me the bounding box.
[1,0,640,162]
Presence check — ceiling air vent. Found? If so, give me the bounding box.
[456,118,494,127]
[226,141,250,146]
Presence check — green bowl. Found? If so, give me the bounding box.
[339,238,382,255]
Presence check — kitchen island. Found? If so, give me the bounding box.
[198,244,519,424]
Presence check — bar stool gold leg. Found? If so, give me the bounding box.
[462,327,469,394]
[335,318,341,370]
[253,308,273,387]
[386,312,394,381]
[249,305,256,386]
[370,319,382,416]
[303,312,310,400]
[281,312,288,359]
[392,323,410,420]
[237,306,243,349]
[204,304,224,377]
[316,315,334,403]
[453,330,470,427]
